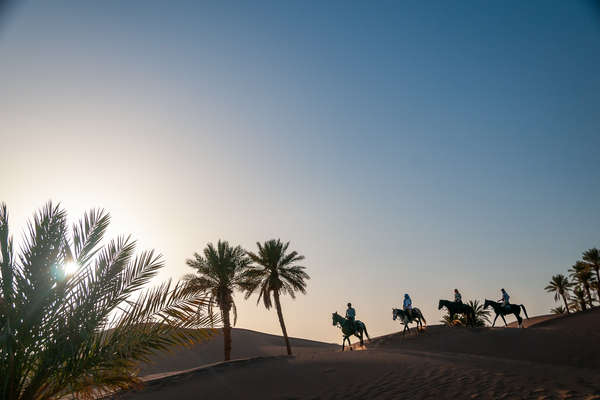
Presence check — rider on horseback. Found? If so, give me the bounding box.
[346,302,356,329]
[403,294,412,319]
[454,289,462,304]
[498,288,510,310]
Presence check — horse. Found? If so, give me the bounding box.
[331,312,370,351]
[483,299,529,327]
[392,307,426,335]
[438,299,475,327]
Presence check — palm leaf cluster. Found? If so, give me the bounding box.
[545,247,599,314]
[440,300,490,327]
[185,238,310,358]
[183,241,252,360]
[0,202,215,400]
[550,305,566,315]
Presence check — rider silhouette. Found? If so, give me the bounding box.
[346,302,356,328]
[454,289,462,304]
[498,288,510,310]
[403,294,412,318]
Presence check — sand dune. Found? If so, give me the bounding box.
[114,309,600,399]
[138,328,337,376]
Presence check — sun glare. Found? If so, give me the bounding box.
[63,261,80,275]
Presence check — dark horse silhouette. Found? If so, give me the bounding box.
[392,308,426,335]
[332,312,370,351]
[484,299,529,327]
[438,300,475,326]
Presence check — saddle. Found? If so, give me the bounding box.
[346,318,357,331]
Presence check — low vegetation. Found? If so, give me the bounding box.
[441,299,491,327]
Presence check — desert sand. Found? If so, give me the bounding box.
[113,309,600,399]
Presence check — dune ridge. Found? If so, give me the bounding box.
[114,309,600,399]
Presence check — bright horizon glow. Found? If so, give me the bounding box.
[1,1,599,343]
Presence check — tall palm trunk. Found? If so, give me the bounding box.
[584,283,594,308]
[594,267,600,301]
[561,293,570,314]
[221,301,232,361]
[273,290,292,355]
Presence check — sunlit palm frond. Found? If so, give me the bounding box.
[0,202,215,400]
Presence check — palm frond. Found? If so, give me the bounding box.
[0,203,216,400]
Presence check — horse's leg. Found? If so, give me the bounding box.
[515,312,523,327]
[492,314,499,327]
[359,331,364,346]
[342,337,346,352]
[501,314,507,326]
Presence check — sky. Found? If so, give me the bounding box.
[1,1,599,343]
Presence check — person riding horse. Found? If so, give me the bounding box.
[499,288,510,310]
[403,294,412,318]
[346,302,356,330]
[454,289,462,304]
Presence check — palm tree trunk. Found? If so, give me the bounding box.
[595,267,600,301]
[273,290,292,356]
[561,294,570,314]
[584,284,594,308]
[222,303,232,361]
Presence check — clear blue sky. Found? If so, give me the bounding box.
[1,1,599,342]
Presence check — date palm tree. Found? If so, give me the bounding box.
[550,305,566,315]
[545,274,572,314]
[441,299,490,327]
[244,239,309,356]
[0,202,213,400]
[570,286,587,312]
[582,248,600,300]
[569,261,596,308]
[184,241,252,361]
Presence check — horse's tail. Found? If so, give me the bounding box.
[362,323,370,340]
[420,311,427,326]
[520,304,529,319]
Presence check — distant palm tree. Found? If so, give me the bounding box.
[184,240,252,361]
[582,247,600,300]
[245,239,309,355]
[440,299,490,327]
[550,305,566,315]
[544,274,572,314]
[0,202,213,399]
[569,261,596,307]
[469,299,491,327]
[571,286,588,312]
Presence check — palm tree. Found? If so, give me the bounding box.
[184,241,252,361]
[440,299,490,327]
[469,299,491,327]
[582,247,600,300]
[544,274,572,314]
[550,305,566,315]
[0,202,214,399]
[245,239,309,356]
[569,261,596,308]
[571,286,587,312]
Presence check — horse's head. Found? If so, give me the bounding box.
[438,299,443,310]
[392,308,398,320]
[483,299,492,309]
[332,312,339,326]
